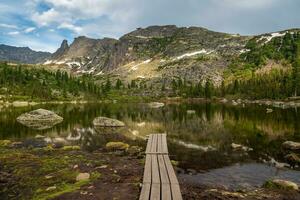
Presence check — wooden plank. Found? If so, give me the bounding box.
[171,184,183,200]
[143,155,152,183]
[158,154,172,200]
[150,183,160,200]
[145,134,153,154]
[161,134,168,154]
[161,184,172,200]
[139,183,151,200]
[157,134,162,153]
[163,155,179,185]
[151,155,160,184]
[140,134,182,200]
[158,155,169,184]
[150,134,157,153]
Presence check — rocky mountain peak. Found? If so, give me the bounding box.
[60,40,69,49]
[51,40,69,60]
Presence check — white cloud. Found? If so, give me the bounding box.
[0,23,17,29]
[32,8,64,26]
[24,27,36,33]
[58,23,82,34]
[217,0,278,9]
[7,31,20,35]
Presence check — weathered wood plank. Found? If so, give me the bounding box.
[151,155,160,184]
[157,134,162,153]
[139,183,151,200]
[158,155,169,184]
[150,183,160,200]
[140,134,182,200]
[171,184,183,200]
[145,134,153,154]
[150,134,157,153]
[161,184,172,200]
[143,155,152,183]
[163,155,179,185]
[161,134,168,154]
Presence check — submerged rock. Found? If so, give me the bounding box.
[148,102,164,108]
[93,117,125,127]
[16,109,63,130]
[264,179,299,190]
[282,141,300,150]
[105,142,129,151]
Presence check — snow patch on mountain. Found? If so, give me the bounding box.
[174,49,213,60]
[129,59,152,72]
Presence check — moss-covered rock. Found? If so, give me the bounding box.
[127,146,142,156]
[0,140,11,147]
[62,146,81,151]
[263,179,299,191]
[106,142,129,151]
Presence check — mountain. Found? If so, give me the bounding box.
[0,44,51,64]
[44,25,251,85]
[40,25,300,91]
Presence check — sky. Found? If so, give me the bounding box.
[0,0,299,53]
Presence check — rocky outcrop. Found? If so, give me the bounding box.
[51,40,69,60]
[16,109,63,130]
[93,117,125,127]
[282,141,300,150]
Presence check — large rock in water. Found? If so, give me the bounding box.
[282,141,300,150]
[93,117,125,127]
[16,109,63,130]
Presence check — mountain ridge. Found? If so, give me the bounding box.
[0,44,51,64]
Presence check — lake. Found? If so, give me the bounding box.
[1,102,300,190]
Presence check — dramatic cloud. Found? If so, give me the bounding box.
[0,0,299,52]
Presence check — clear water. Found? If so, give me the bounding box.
[1,102,300,189]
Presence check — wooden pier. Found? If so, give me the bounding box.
[139,134,183,200]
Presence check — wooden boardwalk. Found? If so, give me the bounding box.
[139,134,183,200]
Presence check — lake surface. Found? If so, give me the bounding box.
[1,102,300,190]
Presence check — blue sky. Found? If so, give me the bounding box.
[0,0,300,53]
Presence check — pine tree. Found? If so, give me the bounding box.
[205,80,212,99]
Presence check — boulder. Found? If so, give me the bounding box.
[231,143,253,151]
[93,117,125,127]
[285,153,300,166]
[148,102,164,108]
[76,173,90,181]
[264,179,299,190]
[106,142,129,151]
[282,141,300,150]
[16,109,63,130]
